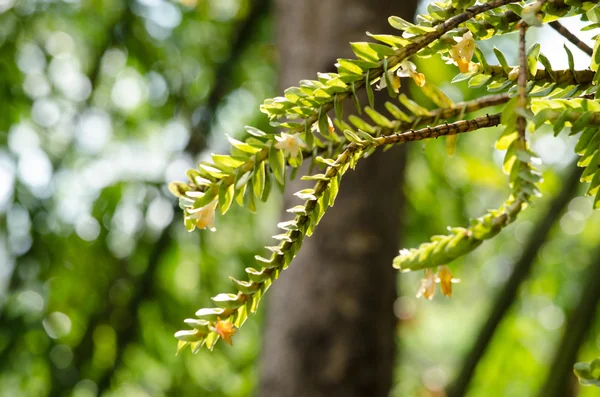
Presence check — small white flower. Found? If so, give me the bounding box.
[274,132,307,157]
[186,200,218,231]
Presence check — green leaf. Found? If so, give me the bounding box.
[212,293,245,309]
[218,183,235,215]
[244,180,257,212]
[366,72,375,109]
[388,16,436,33]
[348,115,376,134]
[564,45,575,73]
[388,16,416,31]
[421,83,453,108]
[366,32,411,48]
[269,144,286,185]
[192,186,218,209]
[334,94,343,120]
[399,94,430,116]
[212,154,247,169]
[554,109,574,136]
[294,189,317,201]
[575,128,599,155]
[328,174,340,207]
[571,112,594,135]
[493,47,511,73]
[592,36,600,71]
[350,42,390,62]
[383,58,398,98]
[527,43,540,76]
[337,59,363,75]
[252,161,266,199]
[351,82,362,115]
[468,74,492,88]
[365,107,393,128]
[245,126,267,137]
[538,54,556,81]
[277,220,299,231]
[582,150,600,182]
[385,102,410,121]
[474,46,490,73]
[343,129,364,144]
[227,135,263,154]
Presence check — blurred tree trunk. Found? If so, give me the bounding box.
[258,1,417,397]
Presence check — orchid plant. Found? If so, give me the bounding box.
[169,0,600,386]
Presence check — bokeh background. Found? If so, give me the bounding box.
[0,0,599,396]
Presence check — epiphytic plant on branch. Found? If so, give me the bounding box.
[169,0,600,385]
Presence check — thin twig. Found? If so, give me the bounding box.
[446,163,582,397]
[549,21,593,56]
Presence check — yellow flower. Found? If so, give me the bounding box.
[397,60,426,87]
[186,200,218,231]
[436,265,460,297]
[416,269,436,300]
[450,31,475,73]
[274,132,307,157]
[215,317,236,346]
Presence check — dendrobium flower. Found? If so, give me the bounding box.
[436,265,460,297]
[186,200,218,231]
[397,60,426,87]
[450,31,475,73]
[274,132,307,157]
[416,268,436,300]
[416,266,460,299]
[378,69,401,92]
[378,60,425,92]
[214,317,236,346]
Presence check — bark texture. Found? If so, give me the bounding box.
[258,1,417,396]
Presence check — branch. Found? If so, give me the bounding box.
[372,113,500,146]
[537,244,600,397]
[446,162,582,397]
[485,65,594,86]
[175,114,503,351]
[549,21,593,56]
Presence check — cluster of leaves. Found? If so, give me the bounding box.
[171,0,600,354]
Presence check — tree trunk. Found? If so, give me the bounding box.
[258,1,417,396]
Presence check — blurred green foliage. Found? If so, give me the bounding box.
[0,0,277,396]
[1,0,600,396]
